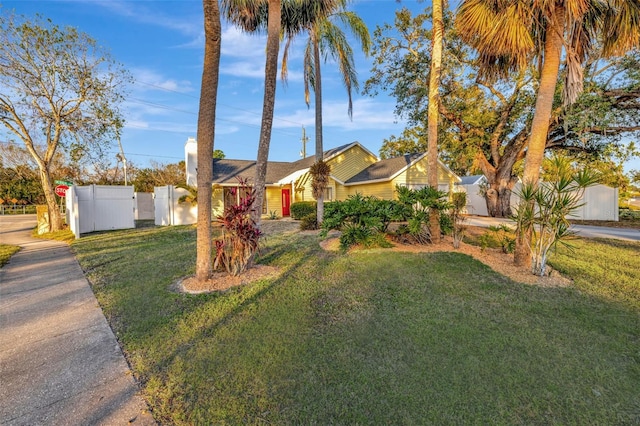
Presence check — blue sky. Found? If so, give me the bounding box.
[3,0,428,170]
[3,0,639,175]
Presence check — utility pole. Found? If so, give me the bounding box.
[300,126,309,158]
[116,136,128,186]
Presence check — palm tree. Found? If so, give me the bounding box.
[222,0,339,224]
[195,0,221,281]
[455,0,640,264]
[427,0,445,243]
[282,0,370,225]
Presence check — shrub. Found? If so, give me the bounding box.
[339,221,393,250]
[439,212,453,235]
[322,194,405,249]
[620,208,640,220]
[395,185,450,244]
[299,213,318,231]
[290,201,316,219]
[479,224,515,253]
[213,178,263,276]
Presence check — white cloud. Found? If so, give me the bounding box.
[220,60,265,79]
[89,0,201,37]
[221,26,266,58]
[131,68,195,94]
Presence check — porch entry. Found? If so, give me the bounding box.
[281,188,291,216]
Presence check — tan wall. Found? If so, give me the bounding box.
[352,182,396,199]
[265,187,283,216]
[293,173,312,202]
[328,144,378,183]
[335,183,350,201]
[293,173,338,202]
[395,157,451,187]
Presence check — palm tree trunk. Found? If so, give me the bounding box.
[253,0,281,225]
[427,0,444,242]
[313,34,325,225]
[195,0,221,281]
[514,5,565,266]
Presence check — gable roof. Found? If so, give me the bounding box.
[345,153,425,184]
[458,175,486,185]
[212,159,294,185]
[344,153,461,185]
[211,141,377,185]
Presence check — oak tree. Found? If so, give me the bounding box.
[0,11,129,231]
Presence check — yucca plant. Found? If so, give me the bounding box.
[513,156,600,276]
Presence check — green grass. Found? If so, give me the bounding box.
[0,244,21,268]
[32,228,75,243]
[71,226,640,425]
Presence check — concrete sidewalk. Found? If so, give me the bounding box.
[465,215,640,242]
[0,215,154,425]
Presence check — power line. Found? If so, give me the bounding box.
[125,99,301,139]
[132,79,307,127]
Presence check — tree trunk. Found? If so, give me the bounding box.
[253,0,281,225]
[427,0,444,242]
[195,0,221,281]
[313,33,325,226]
[514,5,565,266]
[39,166,64,232]
[485,175,518,217]
[485,186,512,217]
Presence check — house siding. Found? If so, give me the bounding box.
[265,187,282,216]
[346,181,395,199]
[393,157,451,187]
[328,145,378,183]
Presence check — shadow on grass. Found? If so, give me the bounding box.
[73,227,640,424]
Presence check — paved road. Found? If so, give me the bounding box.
[0,215,155,426]
[466,215,640,242]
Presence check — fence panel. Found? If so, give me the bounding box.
[153,185,197,226]
[460,182,617,221]
[66,185,135,237]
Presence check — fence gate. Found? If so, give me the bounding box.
[67,185,135,238]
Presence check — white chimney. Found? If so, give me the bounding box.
[185,137,197,187]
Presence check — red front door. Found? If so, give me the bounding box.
[281,189,291,216]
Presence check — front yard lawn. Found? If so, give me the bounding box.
[0,244,20,267]
[71,225,640,425]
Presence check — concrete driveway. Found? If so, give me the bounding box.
[0,215,155,425]
[465,215,640,242]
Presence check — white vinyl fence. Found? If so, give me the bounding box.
[461,183,618,221]
[67,185,135,238]
[134,192,155,220]
[154,185,197,226]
